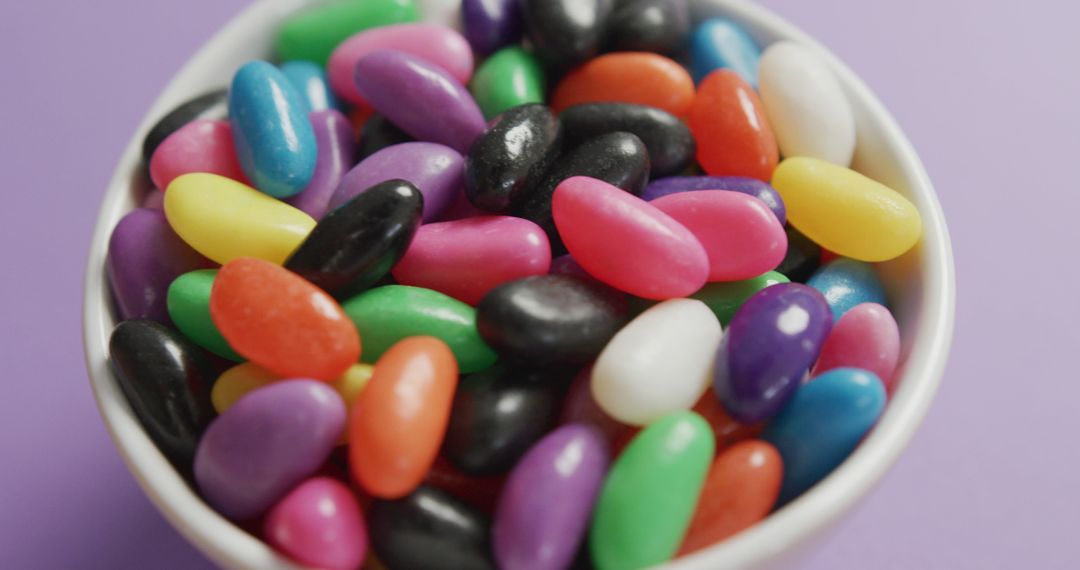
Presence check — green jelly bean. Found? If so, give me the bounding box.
[275,0,419,65]
[342,285,497,373]
[166,270,243,361]
[470,46,546,119]
[692,271,790,325]
[590,411,714,570]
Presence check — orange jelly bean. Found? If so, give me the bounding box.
[678,440,782,555]
[350,337,458,499]
[210,257,360,381]
[552,52,695,116]
[689,69,779,181]
[692,391,763,449]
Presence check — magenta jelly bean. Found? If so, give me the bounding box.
[330,141,464,221]
[814,302,901,390]
[284,109,357,220]
[149,119,247,190]
[265,477,367,570]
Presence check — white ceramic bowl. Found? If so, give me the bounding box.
[83,1,955,568]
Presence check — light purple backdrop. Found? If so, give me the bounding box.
[0,0,1075,568]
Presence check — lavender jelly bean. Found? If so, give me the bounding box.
[642,175,787,224]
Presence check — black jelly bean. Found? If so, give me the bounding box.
[776,225,823,283]
[520,0,613,71]
[606,0,691,55]
[357,114,415,161]
[560,102,695,177]
[465,104,563,213]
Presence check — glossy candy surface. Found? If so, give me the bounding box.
[229,61,317,198]
[772,157,922,261]
[814,303,900,390]
[689,19,761,86]
[520,0,611,70]
[590,411,714,570]
[354,50,486,153]
[342,285,497,373]
[164,173,316,265]
[552,52,695,117]
[714,283,833,423]
[142,89,227,164]
[560,102,694,177]
[284,109,357,220]
[350,337,458,498]
[690,70,778,180]
[807,258,888,320]
[149,119,247,191]
[210,258,360,381]
[330,142,462,221]
[642,175,786,225]
[690,270,790,326]
[416,0,464,28]
[493,424,609,570]
[464,104,560,212]
[469,47,545,119]
[166,269,241,361]
[195,380,346,520]
[462,0,522,54]
[264,477,367,570]
[553,176,708,299]
[606,0,690,55]
[275,0,419,65]
[762,368,886,504]
[280,61,340,112]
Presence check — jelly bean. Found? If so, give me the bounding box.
[713,283,833,423]
[287,180,423,296]
[759,41,855,166]
[690,270,790,326]
[642,175,787,225]
[559,367,636,450]
[142,88,227,164]
[195,380,346,519]
[552,53,695,117]
[652,191,787,282]
[807,258,888,320]
[369,485,495,570]
[166,269,242,361]
[392,216,551,305]
[331,142,462,221]
[210,258,360,381]
[142,190,164,210]
[444,364,569,475]
[106,208,210,323]
[149,119,247,191]
[229,61,317,198]
[470,46,546,119]
[265,477,367,570]
[606,0,690,55]
[493,424,609,570]
[763,368,886,504]
[591,299,721,425]
[772,157,923,261]
[164,173,316,265]
[689,19,761,86]
[814,303,901,390]
[284,110,357,220]
[560,102,694,177]
[354,50,486,153]
[692,391,763,449]
[677,440,782,555]
[590,411,713,570]
[439,190,490,221]
[520,0,611,70]
[462,0,522,54]
[464,104,560,212]
[424,456,507,513]
[350,337,458,498]
[776,225,822,283]
[328,24,474,107]
[417,0,464,28]
[548,253,609,289]
[356,115,414,161]
[553,176,708,300]
[210,362,280,413]
[280,61,340,113]
[342,285,497,373]
[691,70,778,181]
[476,275,629,365]
[274,0,419,65]
[108,319,214,473]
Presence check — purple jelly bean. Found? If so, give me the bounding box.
[106,208,210,324]
[329,141,464,221]
[194,380,345,520]
[493,424,609,570]
[713,283,832,423]
[285,109,356,220]
[353,50,486,153]
[463,0,523,54]
[643,175,787,224]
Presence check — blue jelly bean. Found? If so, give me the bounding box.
[280,60,341,113]
[690,19,761,87]
[807,258,887,320]
[229,60,317,198]
[762,367,886,505]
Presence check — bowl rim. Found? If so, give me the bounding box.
[83,1,955,569]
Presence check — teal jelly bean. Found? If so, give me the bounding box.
[280,60,341,113]
[690,19,761,87]
[807,258,887,320]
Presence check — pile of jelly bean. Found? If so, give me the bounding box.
[105,1,923,569]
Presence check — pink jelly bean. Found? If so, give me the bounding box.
[651,190,787,282]
[813,303,901,390]
[264,477,367,570]
[148,119,247,190]
[392,216,551,305]
[552,176,708,300]
[328,23,474,107]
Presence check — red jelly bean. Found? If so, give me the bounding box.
[149,119,248,190]
[690,70,779,181]
[423,455,507,514]
[210,257,360,381]
[551,52,695,116]
[813,303,901,390]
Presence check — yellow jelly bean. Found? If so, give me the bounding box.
[164,173,316,264]
[771,157,922,262]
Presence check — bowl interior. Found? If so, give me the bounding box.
[83,1,955,569]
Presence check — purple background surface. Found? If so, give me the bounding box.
[0,1,1076,568]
